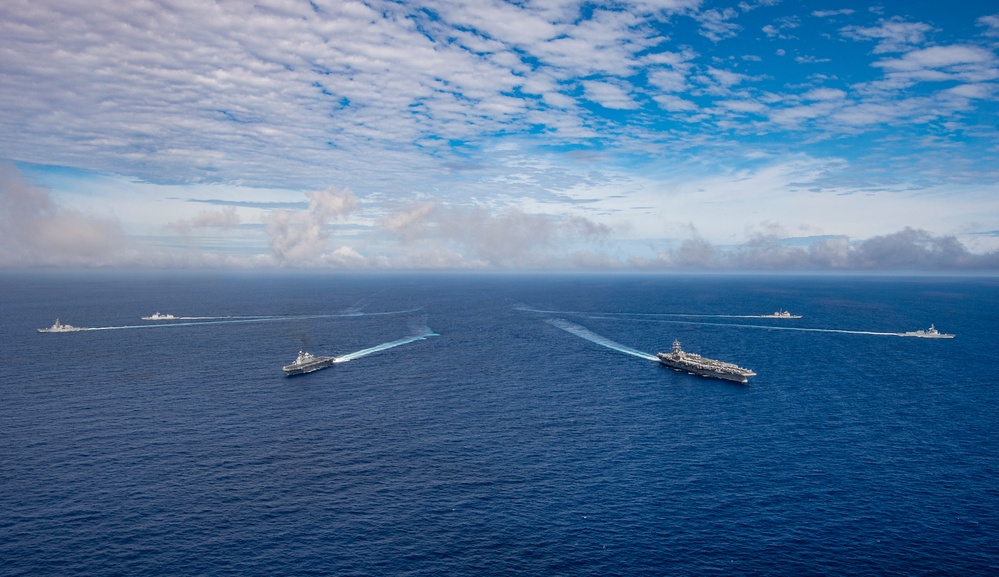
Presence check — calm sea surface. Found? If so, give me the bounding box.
[2,272,998,576]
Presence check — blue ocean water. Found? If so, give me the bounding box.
[1,272,998,576]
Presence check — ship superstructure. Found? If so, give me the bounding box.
[657,340,756,383]
[283,350,337,376]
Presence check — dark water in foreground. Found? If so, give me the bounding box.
[2,273,998,576]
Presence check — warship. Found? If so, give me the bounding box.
[141,312,176,320]
[760,309,801,318]
[900,324,954,339]
[657,340,756,383]
[38,319,86,333]
[283,350,337,376]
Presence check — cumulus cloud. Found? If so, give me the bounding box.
[265,187,359,266]
[633,228,999,270]
[872,45,998,82]
[167,206,241,233]
[582,80,640,110]
[762,16,799,39]
[697,7,741,42]
[0,164,126,266]
[803,88,847,101]
[380,202,611,268]
[977,13,999,37]
[813,9,855,18]
[840,18,934,53]
[848,228,993,269]
[655,94,700,112]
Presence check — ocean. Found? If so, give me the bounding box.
[1,272,998,576]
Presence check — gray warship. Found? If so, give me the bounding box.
[283,350,337,376]
[657,340,756,383]
[900,324,954,339]
[38,319,86,333]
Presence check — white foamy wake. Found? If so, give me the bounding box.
[586,316,902,337]
[335,327,439,363]
[519,306,904,337]
[519,306,795,319]
[63,308,424,332]
[547,319,658,361]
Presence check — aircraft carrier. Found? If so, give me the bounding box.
[283,350,337,376]
[657,340,756,383]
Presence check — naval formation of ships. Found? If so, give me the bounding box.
[36,308,955,382]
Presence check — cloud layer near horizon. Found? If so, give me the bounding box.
[0,165,129,266]
[633,228,999,271]
[6,165,996,271]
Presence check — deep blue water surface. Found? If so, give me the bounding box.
[2,273,998,575]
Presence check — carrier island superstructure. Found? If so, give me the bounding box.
[657,340,756,383]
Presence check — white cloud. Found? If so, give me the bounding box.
[633,228,999,270]
[762,16,800,40]
[717,99,766,113]
[380,201,610,268]
[978,13,999,37]
[813,9,855,18]
[840,18,934,53]
[697,7,741,42]
[582,80,640,109]
[265,187,360,266]
[873,45,997,77]
[943,84,993,99]
[654,94,700,112]
[0,164,128,266]
[648,68,691,92]
[795,55,832,64]
[706,66,750,87]
[803,88,847,101]
[167,206,241,233]
[768,101,840,127]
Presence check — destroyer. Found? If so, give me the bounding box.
[141,312,176,321]
[38,319,86,333]
[900,324,954,339]
[760,309,801,319]
[283,350,337,376]
[657,340,756,383]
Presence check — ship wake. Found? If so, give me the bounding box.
[548,319,658,361]
[335,327,439,363]
[519,306,795,320]
[64,308,424,332]
[587,316,903,337]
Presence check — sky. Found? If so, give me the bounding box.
[1,0,998,270]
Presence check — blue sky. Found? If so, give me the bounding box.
[1,0,998,269]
